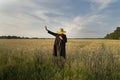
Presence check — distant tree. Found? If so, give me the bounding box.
[105,27,120,39]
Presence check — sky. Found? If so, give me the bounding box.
[0,0,120,38]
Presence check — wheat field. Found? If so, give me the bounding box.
[0,39,120,80]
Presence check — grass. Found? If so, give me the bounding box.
[0,39,120,80]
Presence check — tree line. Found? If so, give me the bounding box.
[0,35,30,39]
[104,27,120,39]
[1,27,120,39]
[0,36,50,39]
[0,35,44,39]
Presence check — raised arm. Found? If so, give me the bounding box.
[45,26,57,36]
[45,26,48,31]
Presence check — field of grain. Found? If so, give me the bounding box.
[0,39,120,80]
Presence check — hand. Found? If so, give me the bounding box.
[44,26,48,31]
[59,36,63,40]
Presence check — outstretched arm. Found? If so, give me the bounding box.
[44,26,57,36]
[45,26,48,31]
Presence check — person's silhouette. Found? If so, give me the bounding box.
[45,26,67,59]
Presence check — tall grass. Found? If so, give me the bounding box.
[0,39,120,80]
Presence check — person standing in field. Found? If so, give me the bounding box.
[45,26,67,59]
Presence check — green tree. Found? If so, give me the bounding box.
[105,27,120,40]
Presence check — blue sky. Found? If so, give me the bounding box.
[0,0,120,38]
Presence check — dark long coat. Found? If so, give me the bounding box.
[48,30,67,59]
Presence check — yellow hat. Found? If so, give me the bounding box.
[57,28,66,34]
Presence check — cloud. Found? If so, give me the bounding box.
[0,0,17,5]
[0,0,18,9]
[89,0,117,11]
[51,14,105,38]
[0,0,65,37]
[0,0,119,38]
[0,0,102,38]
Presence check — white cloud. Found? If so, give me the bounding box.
[0,0,118,38]
[0,11,46,37]
[90,0,117,11]
[51,14,105,37]
[0,0,17,5]
[0,0,18,9]
[0,0,64,37]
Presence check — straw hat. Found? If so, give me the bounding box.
[57,28,66,34]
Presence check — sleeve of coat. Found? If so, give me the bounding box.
[48,30,57,36]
